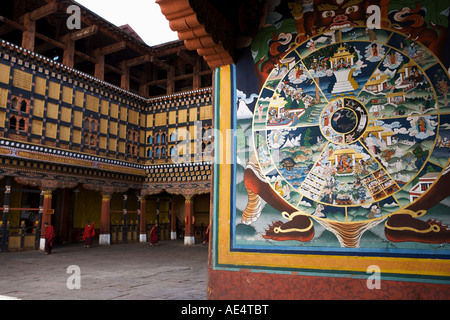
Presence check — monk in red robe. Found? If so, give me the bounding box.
[203,225,210,245]
[150,224,158,246]
[44,222,55,255]
[83,221,95,248]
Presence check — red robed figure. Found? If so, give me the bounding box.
[44,223,55,254]
[83,222,95,247]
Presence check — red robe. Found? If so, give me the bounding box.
[45,225,55,247]
[83,223,95,240]
[150,226,158,244]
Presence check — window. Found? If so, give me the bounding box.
[11,97,18,110]
[20,100,27,112]
[19,118,26,131]
[9,116,28,132]
[84,133,90,145]
[126,129,139,156]
[10,96,30,113]
[82,117,98,148]
[83,119,90,130]
[9,116,16,130]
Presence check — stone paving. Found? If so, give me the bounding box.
[0,240,209,300]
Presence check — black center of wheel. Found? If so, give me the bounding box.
[331,108,358,134]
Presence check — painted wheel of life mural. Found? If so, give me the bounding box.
[244,27,450,249]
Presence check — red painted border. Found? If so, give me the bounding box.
[207,268,450,300]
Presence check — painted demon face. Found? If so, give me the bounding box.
[315,0,367,33]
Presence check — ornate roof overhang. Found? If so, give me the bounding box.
[156,0,236,69]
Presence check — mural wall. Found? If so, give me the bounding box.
[214,0,450,283]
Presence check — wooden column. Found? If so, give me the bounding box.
[95,54,105,81]
[138,195,147,242]
[1,177,11,252]
[156,197,160,225]
[39,189,53,250]
[139,63,151,98]
[22,13,36,51]
[122,194,128,243]
[62,34,75,68]
[99,193,111,245]
[55,189,72,244]
[193,58,201,90]
[121,61,130,91]
[65,25,98,68]
[184,195,195,245]
[167,67,175,95]
[170,198,177,240]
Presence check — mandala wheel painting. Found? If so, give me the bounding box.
[249,28,450,247]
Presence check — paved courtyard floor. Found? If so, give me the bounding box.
[0,240,209,300]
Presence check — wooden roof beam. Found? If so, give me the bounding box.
[75,50,97,64]
[150,56,172,70]
[16,1,58,24]
[70,25,98,41]
[57,2,149,57]
[0,15,25,33]
[105,63,123,75]
[127,54,152,68]
[177,50,196,65]
[35,32,64,49]
[144,72,206,87]
[96,41,127,56]
[29,1,58,21]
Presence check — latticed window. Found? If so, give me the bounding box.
[83,117,98,148]
[20,100,27,112]
[9,116,16,130]
[11,97,18,110]
[18,118,26,131]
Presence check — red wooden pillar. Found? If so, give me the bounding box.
[99,193,111,245]
[184,195,195,245]
[39,190,52,250]
[139,195,147,242]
